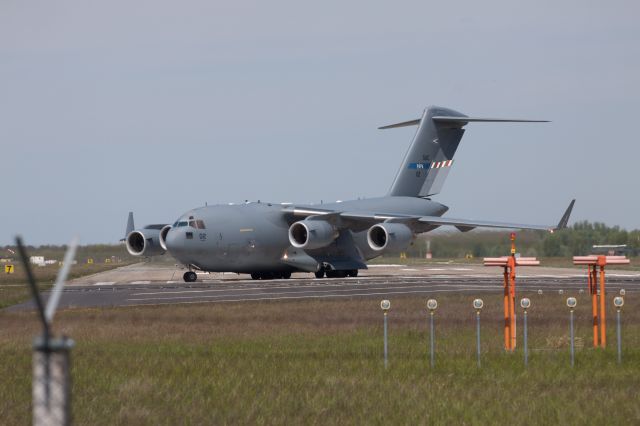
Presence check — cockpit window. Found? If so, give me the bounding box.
[173,219,203,228]
[188,219,206,229]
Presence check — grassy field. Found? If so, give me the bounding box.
[1,291,639,425]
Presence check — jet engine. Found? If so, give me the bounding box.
[159,225,172,251]
[126,227,166,257]
[367,223,413,252]
[288,220,338,250]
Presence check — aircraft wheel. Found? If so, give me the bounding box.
[261,272,274,280]
[282,272,291,279]
[334,270,348,278]
[314,269,325,279]
[183,271,197,282]
[325,270,337,278]
[251,273,260,280]
[347,269,358,277]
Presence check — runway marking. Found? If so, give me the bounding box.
[128,283,497,301]
[125,287,501,306]
[130,280,507,297]
[607,273,640,278]
[93,282,116,286]
[129,281,151,284]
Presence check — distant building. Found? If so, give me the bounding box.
[30,256,45,266]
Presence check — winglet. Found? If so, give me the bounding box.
[555,199,575,230]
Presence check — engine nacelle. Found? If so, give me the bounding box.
[159,225,172,251]
[367,223,414,253]
[288,220,338,250]
[126,228,166,257]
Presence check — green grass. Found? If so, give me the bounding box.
[1,293,639,424]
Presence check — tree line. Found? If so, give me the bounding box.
[408,221,640,259]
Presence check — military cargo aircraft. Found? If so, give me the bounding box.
[125,106,574,282]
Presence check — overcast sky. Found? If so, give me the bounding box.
[1,0,638,245]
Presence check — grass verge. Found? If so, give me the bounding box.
[1,292,639,424]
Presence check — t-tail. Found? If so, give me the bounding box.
[382,106,548,198]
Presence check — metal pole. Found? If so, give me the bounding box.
[592,266,599,347]
[430,312,435,368]
[383,312,388,369]
[476,311,481,368]
[600,265,606,347]
[33,337,74,426]
[570,309,575,367]
[503,267,509,351]
[523,310,528,367]
[617,308,622,364]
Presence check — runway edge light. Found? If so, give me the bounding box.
[427,299,437,368]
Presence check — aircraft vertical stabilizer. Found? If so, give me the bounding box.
[382,106,548,198]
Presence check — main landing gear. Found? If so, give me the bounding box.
[314,268,358,279]
[183,271,198,282]
[250,272,292,280]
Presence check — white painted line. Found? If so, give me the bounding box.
[128,283,495,301]
[125,287,499,306]
[129,281,151,284]
[607,273,640,278]
[130,279,501,297]
[93,282,116,286]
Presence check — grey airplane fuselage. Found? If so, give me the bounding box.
[165,196,447,273]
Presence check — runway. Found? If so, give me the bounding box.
[7,262,640,311]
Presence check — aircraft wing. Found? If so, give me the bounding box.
[285,199,575,234]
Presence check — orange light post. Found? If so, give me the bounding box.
[599,256,607,347]
[591,264,598,347]
[484,233,539,352]
[573,255,630,348]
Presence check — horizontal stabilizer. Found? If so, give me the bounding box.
[433,116,549,124]
[378,119,421,130]
[379,116,548,129]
